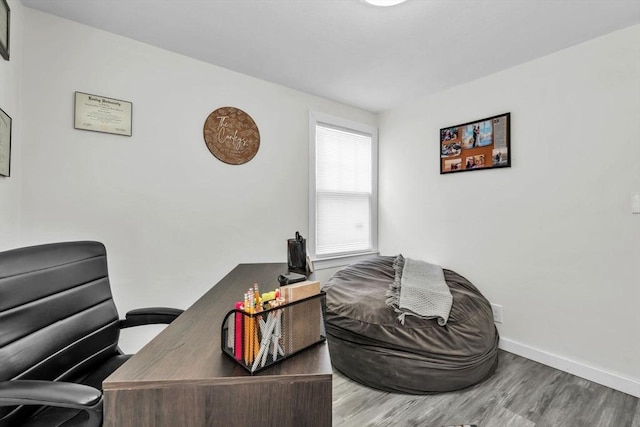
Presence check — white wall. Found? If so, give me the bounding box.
[18,9,375,351]
[0,0,23,250]
[379,25,640,396]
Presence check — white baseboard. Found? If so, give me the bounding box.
[499,338,640,398]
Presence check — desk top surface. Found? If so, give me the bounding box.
[103,263,332,389]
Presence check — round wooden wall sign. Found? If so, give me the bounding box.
[203,107,260,165]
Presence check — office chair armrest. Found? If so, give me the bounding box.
[119,307,184,328]
[0,380,102,409]
[0,380,103,427]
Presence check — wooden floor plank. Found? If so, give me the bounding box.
[632,400,640,427]
[332,350,638,427]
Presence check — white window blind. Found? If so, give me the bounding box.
[313,120,376,258]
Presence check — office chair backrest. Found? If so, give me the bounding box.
[0,241,121,423]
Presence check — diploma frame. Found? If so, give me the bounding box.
[0,0,9,61]
[74,91,133,137]
[0,107,11,177]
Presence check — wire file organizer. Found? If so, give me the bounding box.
[221,292,326,374]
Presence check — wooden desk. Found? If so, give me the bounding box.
[103,263,332,426]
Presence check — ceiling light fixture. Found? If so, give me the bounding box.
[363,0,408,6]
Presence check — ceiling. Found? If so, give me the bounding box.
[20,0,640,113]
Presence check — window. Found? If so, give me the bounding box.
[309,111,378,265]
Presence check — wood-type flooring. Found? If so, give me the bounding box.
[332,350,639,427]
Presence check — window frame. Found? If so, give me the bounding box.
[308,111,379,269]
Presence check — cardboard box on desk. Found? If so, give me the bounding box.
[280,280,322,355]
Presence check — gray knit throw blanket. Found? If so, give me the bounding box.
[386,255,453,326]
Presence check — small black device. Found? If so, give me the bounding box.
[278,272,307,286]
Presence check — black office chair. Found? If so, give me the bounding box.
[0,241,184,426]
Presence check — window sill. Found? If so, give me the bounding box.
[311,251,379,271]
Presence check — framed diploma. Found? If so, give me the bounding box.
[0,0,9,61]
[74,92,133,136]
[0,107,11,177]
